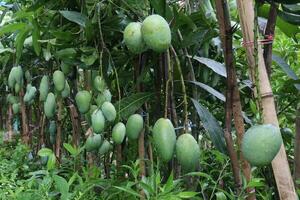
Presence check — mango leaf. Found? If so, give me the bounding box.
[15,27,31,63]
[189,55,227,77]
[55,48,76,60]
[187,80,225,102]
[282,4,300,14]
[32,19,41,56]
[0,23,27,35]
[272,54,300,90]
[191,98,227,154]
[114,92,153,120]
[278,9,300,25]
[59,10,87,27]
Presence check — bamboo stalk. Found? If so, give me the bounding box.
[294,105,300,186]
[236,1,297,199]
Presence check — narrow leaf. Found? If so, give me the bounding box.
[191,98,227,154]
[63,143,77,155]
[189,55,227,77]
[15,27,31,63]
[0,23,27,36]
[114,92,153,120]
[187,80,225,101]
[32,19,41,56]
[272,54,298,80]
[59,11,87,27]
[278,9,300,25]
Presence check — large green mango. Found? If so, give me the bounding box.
[101,102,116,122]
[53,70,65,92]
[85,134,103,152]
[75,90,92,114]
[112,122,126,144]
[14,66,23,85]
[85,105,98,125]
[39,75,49,101]
[44,93,56,118]
[61,81,70,98]
[241,124,282,166]
[24,84,37,103]
[153,118,176,162]
[8,67,17,89]
[91,109,105,133]
[12,103,20,115]
[176,133,200,172]
[93,76,106,93]
[99,140,112,155]
[141,15,171,52]
[124,22,147,54]
[126,114,144,140]
[7,94,18,104]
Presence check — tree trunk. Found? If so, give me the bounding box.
[20,89,29,145]
[55,97,63,161]
[215,1,255,198]
[236,1,297,199]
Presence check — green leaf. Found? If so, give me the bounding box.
[187,81,225,101]
[282,4,300,14]
[55,48,77,60]
[278,9,300,25]
[0,23,27,36]
[246,178,265,188]
[59,10,87,27]
[215,192,227,200]
[191,98,227,154]
[47,153,56,170]
[114,92,153,120]
[53,175,69,195]
[190,56,227,77]
[38,148,53,157]
[63,143,77,156]
[32,19,41,56]
[15,27,31,63]
[177,191,198,198]
[114,186,142,198]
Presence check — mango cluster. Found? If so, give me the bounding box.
[123,14,171,53]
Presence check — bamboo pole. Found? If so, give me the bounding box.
[236,1,297,199]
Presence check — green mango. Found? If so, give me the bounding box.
[75,90,92,114]
[123,22,147,54]
[99,140,112,155]
[53,70,65,92]
[7,94,18,104]
[112,122,126,144]
[242,124,282,166]
[85,134,103,152]
[24,84,37,103]
[101,102,116,122]
[49,121,56,135]
[153,118,176,162]
[85,104,98,125]
[14,83,21,94]
[95,94,106,107]
[176,133,200,172]
[25,70,31,83]
[44,93,56,118]
[12,103,20,114]
[93,76,106,92]
[39,75,49,101]
[14,66,23,86]
[8,67,17,89]
[103,89,112,102]
[141,15,171,52]
[126,114,143,140]
[91,109,105,133]
[61,80,70,98]
[61,62,72,75]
